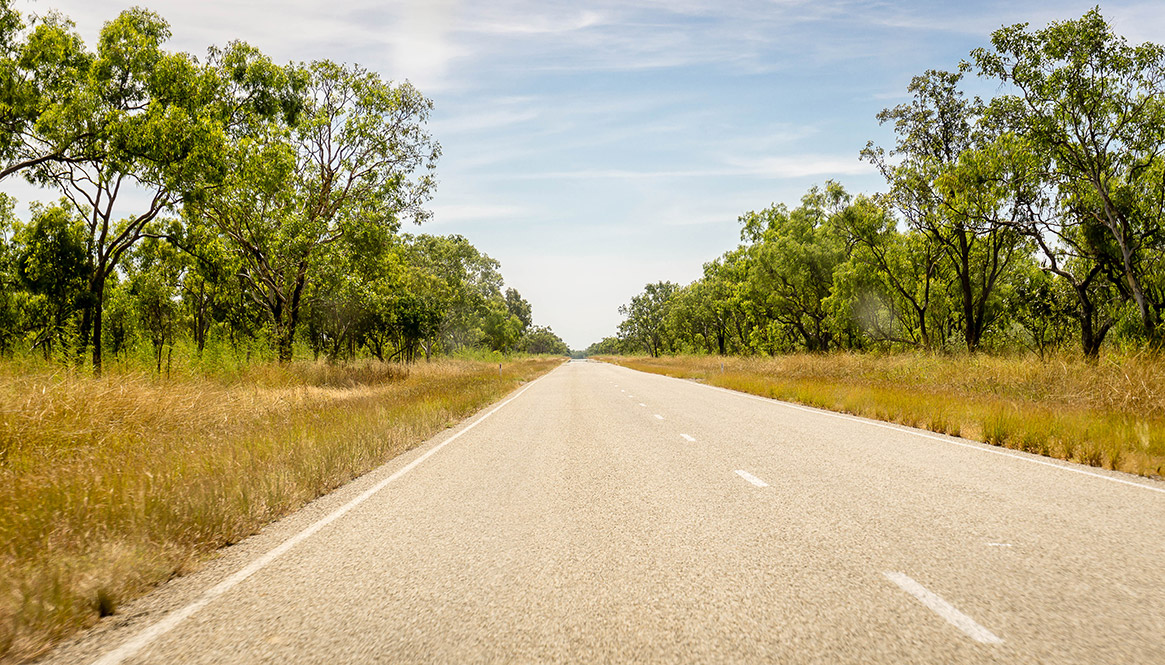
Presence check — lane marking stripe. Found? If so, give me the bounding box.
[638,403,646,407]
[883,572,1003,645]
[654,414,664,420]
[680,434,696,442]
[676,374,1165,496]
[735,469,769,487]
[91,372,551,665]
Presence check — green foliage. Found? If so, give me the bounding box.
[0,3,551,370]
[615,8,1165,361]
[618,281,680,357]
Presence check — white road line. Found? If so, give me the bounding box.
[986,543,1013,548]
[654,414,664,420]
[684,379,1165,496]
[680,434,696,442]
[638,403,646,407]
[90,373,551,665]
[735,469,769,487]
[883,572,1003,645]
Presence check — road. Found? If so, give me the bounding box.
[43,360,1165,664]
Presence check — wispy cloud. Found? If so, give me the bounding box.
[495,153,871,180]
[428,202,531,224]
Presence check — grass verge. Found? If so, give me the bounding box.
[0,357,560,664]
[600,353,1165,479]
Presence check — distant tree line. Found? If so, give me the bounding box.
[0,2,568,372]
[602,9,1165,360]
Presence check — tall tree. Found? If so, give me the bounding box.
[863,69,1025,351]
[19,9,226,373]
[189,59,438,361]
[972,8,1165,341]
[739,183,850,352]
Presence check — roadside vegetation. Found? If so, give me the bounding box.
[0,2,572,662]
[0,355,559,663]
[598,10,1165,362]
[602,353,1165,479]
[593,11,1165,478]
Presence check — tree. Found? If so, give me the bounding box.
[863,69,1026,351]
[399,234,502,355]
[504,287,532,330]
[126,236,182,372]
[972,8,1165,342]
[16,9,228,373]
[191,58,438,362]
[831,195,945,349]
[522,325,568,355]
[0,193,20,354]
[481,304,522,353]
[739,183,850,352]
[0,5,94,181]
[13,200,86,357]
[618,281,679,357]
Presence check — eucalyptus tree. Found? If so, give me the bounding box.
[830,195,945,349]
[188,58,439,361]
[972,8,1165,341]
[0,4,94,181]
[618,281,679,357]
[739,183,850,352]
[0,193,19,354]
[11,9,230,373]
[522,325,569,355]
[125,235,183,372]
[13,201,86,358]
[863,69,1025,351]
[400,234,502,354]
[504,287,532,331]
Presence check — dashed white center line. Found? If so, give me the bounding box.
[734,470,769,487]
[986,543,1013,548]
[638,403,646,407]
[654,414,664,420]
[883,572,1003,645]
[680,434,696,442]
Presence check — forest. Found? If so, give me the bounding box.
[0,2,568,376]
[601,9,1165,361]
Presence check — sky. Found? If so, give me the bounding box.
[10,0,1165,349]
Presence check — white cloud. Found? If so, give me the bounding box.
[467,9,605,35]
[428,203,530,224]
[492,153,872,180]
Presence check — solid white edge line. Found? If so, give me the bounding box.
[638,368,1165,496]
[680,433,696,442]
[90,370,552,665]
[735,469,769,487]
[884,572,1003,645]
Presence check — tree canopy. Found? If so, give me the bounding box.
[608,9,1164,360]
[0,3,567,370]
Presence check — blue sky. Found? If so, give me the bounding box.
[13,0,1165,349]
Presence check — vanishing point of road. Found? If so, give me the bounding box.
[42,360,1165,664]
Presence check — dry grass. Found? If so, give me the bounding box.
[601,353,1165,479]
[0,357,560,664]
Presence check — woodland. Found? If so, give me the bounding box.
[602,10,1165,361]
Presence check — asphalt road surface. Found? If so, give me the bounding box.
[43,360,1165,664]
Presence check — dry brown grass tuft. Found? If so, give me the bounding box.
[603,353,1165,479]
[0,356,560,664]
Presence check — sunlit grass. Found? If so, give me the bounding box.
[0,356,560,663]
[602,352,1165,478]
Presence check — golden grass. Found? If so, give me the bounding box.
[601,353,1165,479]
[0,357,560,664]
